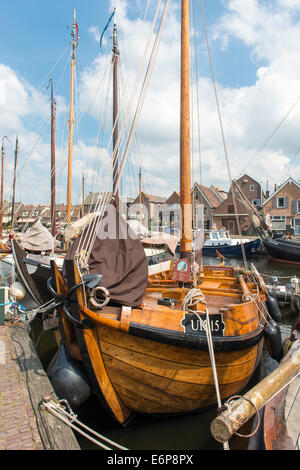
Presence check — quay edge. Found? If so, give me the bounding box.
[0,323,80,450]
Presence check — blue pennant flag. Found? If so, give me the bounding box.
[100,10,115,53]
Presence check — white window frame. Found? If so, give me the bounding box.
[277,196,286,208]
[297,199,300,214]
[249,184,255,191]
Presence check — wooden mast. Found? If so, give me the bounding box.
[66,10,77,224]
[49,78,56,237]
[82,169,85,218]
[112,10,120,212]
[139,166,142,226]
[11,136,19,229]
[0,139,4,238]
[180,0,192,258]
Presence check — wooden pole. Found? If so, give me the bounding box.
[82,170,85,218]
[49,78,56,237]
[112,14,119,212]
[139,167,142,227]
[180,0,192,258]
[11,136,19,229]
[0,140,4,238]
[66,10,77,224]
[210,348,300,443]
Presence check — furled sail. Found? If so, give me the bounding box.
[17,219,55,253]
[63,211,148,307]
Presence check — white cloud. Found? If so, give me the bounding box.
[2,0,300,205]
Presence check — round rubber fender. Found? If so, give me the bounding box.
[266,292,281,323]
[263,319,283,362]
[47,344,91,408]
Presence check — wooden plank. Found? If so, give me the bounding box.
[98,324,259,367]
[9,324,80,450]
[64,260,132,425]
[100,340,257,386]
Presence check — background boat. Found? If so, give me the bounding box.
[202,229,261,257]
[260,231,300,264]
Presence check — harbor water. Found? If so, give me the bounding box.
[4,253,299,451]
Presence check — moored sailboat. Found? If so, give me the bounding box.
[47,0,282,425]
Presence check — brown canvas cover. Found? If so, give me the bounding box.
[63,211,148,307]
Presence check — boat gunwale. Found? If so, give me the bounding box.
[127,322,265,351]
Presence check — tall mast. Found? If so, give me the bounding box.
[66,10,78,223]
[139,166,142,227]
[11,136,19,229]
[112,9,120,211]
[49,78,56,237]
[0,139,5,238]
[180,0,192,258]
[82,169,85,218]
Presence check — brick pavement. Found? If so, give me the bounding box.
[0,325,44,450]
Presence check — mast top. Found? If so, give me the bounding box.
[71,10,78,60]
[112,10,120,58]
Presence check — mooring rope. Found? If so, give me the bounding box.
[41,398,129,450]
[182,289,230,450]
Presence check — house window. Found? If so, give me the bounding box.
[271,215,286,230]
[297,200,300,213]
[277,197,285,208]
[22,211,28,217]
[228,205,234,213]
[250,184,255,191]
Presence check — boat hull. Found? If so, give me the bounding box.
[97,325,263,415]
[262,236,300,264]
[202,238,261,257]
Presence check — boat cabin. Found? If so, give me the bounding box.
[205,230,231,246]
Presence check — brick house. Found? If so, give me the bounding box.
[213,174,264,235]
[192,183,225,230]
[263,177,300,235]
[129,192,167,230]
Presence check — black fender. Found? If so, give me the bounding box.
[266,292,281,323]
[263,319,283,362]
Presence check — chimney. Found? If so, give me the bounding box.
[274,184,277,192]
[265,190,270,199]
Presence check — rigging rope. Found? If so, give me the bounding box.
[199,0,248,270]
[76,0,169,269]
[181,288,230,450]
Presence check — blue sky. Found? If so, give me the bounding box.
[1,0,300,205]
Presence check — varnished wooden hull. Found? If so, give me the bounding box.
[97,325,263,414]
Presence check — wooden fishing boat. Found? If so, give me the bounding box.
[45,1,278,425]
